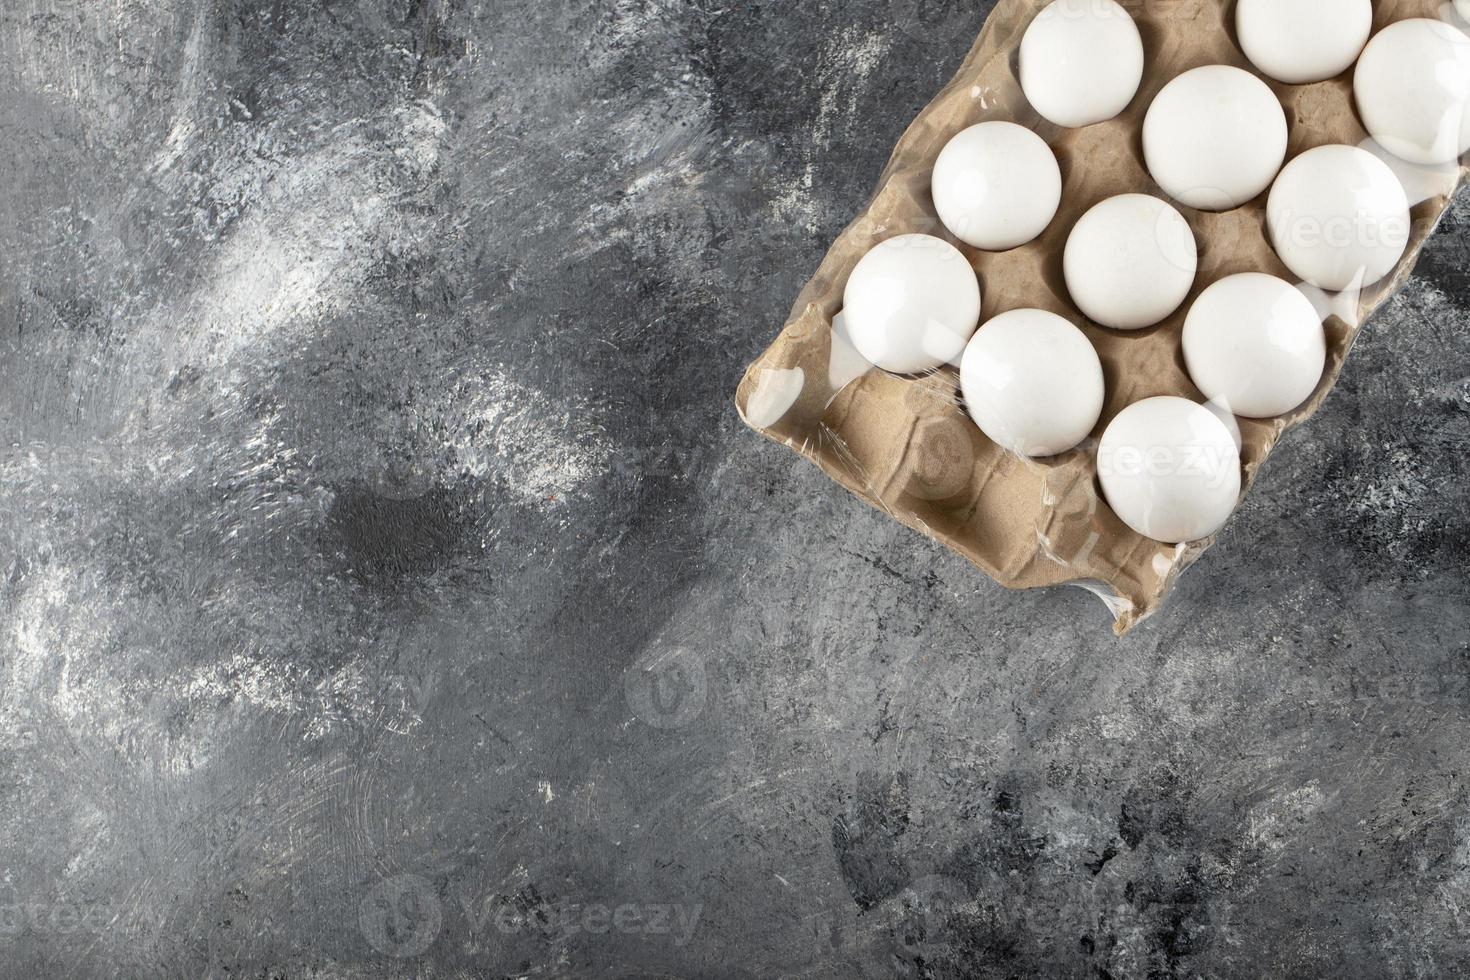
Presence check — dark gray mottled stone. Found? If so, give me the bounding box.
[1,0,1468,977]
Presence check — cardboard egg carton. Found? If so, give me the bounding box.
[735,0,1467,633]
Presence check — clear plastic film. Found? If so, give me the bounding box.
[735,0,1468,634]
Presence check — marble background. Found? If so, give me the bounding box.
[2,0,1468,976]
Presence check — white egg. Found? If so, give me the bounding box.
[959,309,1105,457]
[1265,144,1410,292]
[1019,0,1145,129]
[1355,18,1470,166]
[1236,0,1372,84]
[1063,194,1198,330]
[931,122,1062,251]
[1142,65,1288,211]
[842,234,982,374]
[1097,396,1242,544]
[1182,273,1326,419]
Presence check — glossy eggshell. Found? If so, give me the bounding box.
[1019,0,1144,128]
[932,122,1062,251]
[1265,144,1411,292]
[842,234,982,374]
[959,308,1105,457]
[1355,18,1470,166]
[1063,194,1198,330]
[1182,273,1326,419]
[1097,396,1242,544]
[1142,65,1288,211]
[1236,0,1372,84]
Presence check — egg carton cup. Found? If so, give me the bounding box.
[734,0,1468,634]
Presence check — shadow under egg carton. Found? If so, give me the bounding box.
[735,0,1466,634]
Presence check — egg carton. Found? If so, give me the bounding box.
[734,0,1468,634]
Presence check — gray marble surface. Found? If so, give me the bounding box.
[2,0,1469,977]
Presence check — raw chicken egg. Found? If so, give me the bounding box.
[1143,65,1288,211]
[959,308,1104,457]
[1266,144,1410,292]
[1019,0,1144,128]
[1063,194,1198,330]
[1097,396,1242,544]
[1355,18,1470,166]
[1236,0,1372,84]
[1182,273,1326,419]
[931,122,1062,251]
[842,234,982,374]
